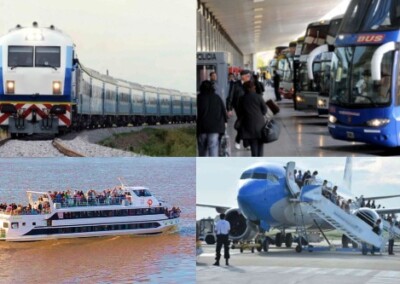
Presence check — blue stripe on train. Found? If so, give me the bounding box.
[63,46,73,95]
[0,46,3,94]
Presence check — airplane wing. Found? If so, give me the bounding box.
[376,208,400,215]
[196,203,230,214]
[362,194,400,201]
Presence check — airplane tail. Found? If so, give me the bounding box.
[342,157,352,194]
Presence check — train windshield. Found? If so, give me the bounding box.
[330,46,393,108]
[35,46,60,68]
[8,46,33,68]
[341,0,400,33]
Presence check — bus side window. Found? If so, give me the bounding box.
[397,55,400,106]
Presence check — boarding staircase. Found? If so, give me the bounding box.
[285,162,387,252]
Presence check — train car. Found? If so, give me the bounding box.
[129,82,145,125]
[158,87,173,124]
[143,85,159,125]
[0,23,193,136]
[190,93,197,121]
[182,93,193,123]
[0,22,75,137]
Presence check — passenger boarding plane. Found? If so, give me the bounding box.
[198,158,400,254]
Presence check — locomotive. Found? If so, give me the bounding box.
[0,23,196,137]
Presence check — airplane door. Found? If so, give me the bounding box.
[286,162,301,197]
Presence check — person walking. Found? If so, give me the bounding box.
[388,219,395,255]
[237,81,267,157]
[197,80,227,156]
[253,74,265,96]
[214,213,231,266]
[273,70,282,101]
[226,70,251,150]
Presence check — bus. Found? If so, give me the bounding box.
[295,20,330,111]
[277,42,296,99]
[307,15,343,115]
[293,36,305,109]
[328,0,400,147]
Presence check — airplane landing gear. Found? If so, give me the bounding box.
[285,233,293,248]
[263,239,269,252]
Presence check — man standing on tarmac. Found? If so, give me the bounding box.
[388,219,395,255]
[226,70,251,150]
[213,213,231,266]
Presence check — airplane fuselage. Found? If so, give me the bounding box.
[237,163,328,232]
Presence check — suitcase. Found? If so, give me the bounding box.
[219,132,231,157]
[266,99,280,115]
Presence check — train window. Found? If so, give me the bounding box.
[8,46,33,67]
[35,46,60,68]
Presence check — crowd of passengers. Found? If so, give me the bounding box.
[0,202,49,215]
[294,170,354,213]
[0,188,181,218]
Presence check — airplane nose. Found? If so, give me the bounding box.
[237,181,263,221]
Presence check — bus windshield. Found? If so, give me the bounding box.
[330,46,393,107]
[341,0,400,33]
[302,24,329,55]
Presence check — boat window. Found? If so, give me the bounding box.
[3,222,8,228]
[32,222,36,226]
[11,222,19,229]
[8,46,34,68]
[133,189,152,197]
[35,46,60,68]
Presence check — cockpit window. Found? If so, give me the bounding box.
[8,46,34,67]
[266,174,279,183]
[35,46,60,68]
[240,172,279,182]
[240,172,252,179]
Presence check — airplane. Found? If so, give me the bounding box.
[197,158,400,254]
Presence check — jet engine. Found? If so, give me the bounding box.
[225,208,258,241]
[354,207,380,227]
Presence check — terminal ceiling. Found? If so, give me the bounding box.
[200,0,344,55]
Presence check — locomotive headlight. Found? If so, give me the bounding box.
[6,80,15,94]
[328,115,337,124]
[317,99,325,107]
[366,118,390,127]
[53,81,62,95]
[26,32,44,41]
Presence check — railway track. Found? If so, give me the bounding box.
[52,138,86,157]
[0,136,86,157]
[0,124,193,157]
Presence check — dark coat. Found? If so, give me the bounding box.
[197,92,227,134]
[226,81,244,112]
[237,92,267,139]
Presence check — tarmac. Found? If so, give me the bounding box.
[197,244,400,284]
[227,86,400,157]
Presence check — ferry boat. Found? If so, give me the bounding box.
[0,185,180,241]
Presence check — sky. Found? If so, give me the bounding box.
[0,0,195,93]
[197,157,400,220]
